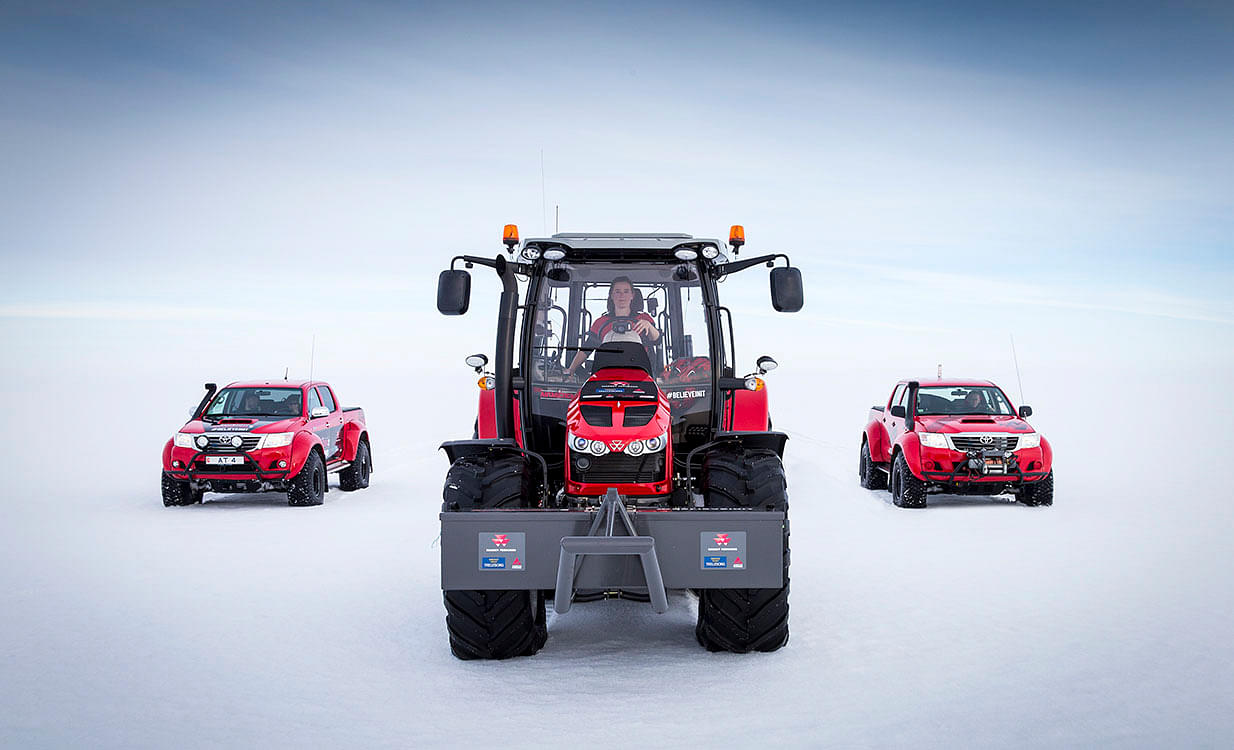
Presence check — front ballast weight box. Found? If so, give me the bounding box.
[440,488,786,596]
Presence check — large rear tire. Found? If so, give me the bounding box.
[161,474,202,507]
[1018,471,1054,506]
[339,441,371,491]
[891,451,927,508]
[288,451,326,506]
[695,445,790,653]
[859,440,887,490]
[441,453,545,659]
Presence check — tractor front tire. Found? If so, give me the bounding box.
[859,440,887,490]
[441,453,544,659]
[288,451,326,506]
[161,474,202,507]
[891,452,927,508]
[1018,471,1054,507]
[696,445,790,653]
[339,441,371,491]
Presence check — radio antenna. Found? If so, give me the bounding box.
[540,149,547,235]
[284,367,289,381]
[308,335,316,384]
[1010,334,1025,404]
[937,363,942,380]
[555,204,560,234]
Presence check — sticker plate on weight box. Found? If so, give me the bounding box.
[700,531,747,570]
[478,532,526,572]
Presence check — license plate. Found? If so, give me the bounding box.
[204,456,245,465]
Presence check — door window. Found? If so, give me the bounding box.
[307,387,323,414]
[317,386,336,413]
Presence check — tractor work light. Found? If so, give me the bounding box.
[521,246,541,260]
[543,248,566,261]
[701,245,720,259]
[674,248,698,261]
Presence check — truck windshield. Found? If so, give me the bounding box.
[915,386,1013,416]
[525,260,713,424]
[204,388,302,418]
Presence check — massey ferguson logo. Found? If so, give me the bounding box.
[608,440,627,451]
[713,533,731,546]
[607,382,629,388]
[979,435,994,445]
[491,534,510,547]
[666,389,706,399]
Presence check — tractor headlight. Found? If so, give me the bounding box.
[259,432,295,449]
[174,432,197,448]
[570,435,589,452]
[625,440,645,456]
[589,440,609,456]
[919,432,949,449]
[1015,432,1041,450]
[642,433,666,452]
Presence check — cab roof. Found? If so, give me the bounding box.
[903,378,997,387]
[524,233,723,252]
[225,380,325,389]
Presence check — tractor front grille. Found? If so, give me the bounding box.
[622,404,658,427]
[572,452,665,485]
[580,405,613,427]
[950,434,1019,452]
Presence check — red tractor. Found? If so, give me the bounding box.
[436,227,804,658]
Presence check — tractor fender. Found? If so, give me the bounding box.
[712,430,788,458]
[476,389,523,447]
[895,432,925,479]
[725,387,769,431]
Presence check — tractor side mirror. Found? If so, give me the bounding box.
[890,405,906,418]
[1018,405,1033,418]
[437,270,471,315]
[770,266,804,312]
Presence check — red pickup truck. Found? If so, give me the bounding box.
[859,379,1052,508]
[161,380,372,507]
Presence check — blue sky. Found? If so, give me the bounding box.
[1,1,1231,354]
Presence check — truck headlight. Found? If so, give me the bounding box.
[919,432,949,449]
[174,432,197,448]
[259,432,295,449]
[1015,432,1041,450]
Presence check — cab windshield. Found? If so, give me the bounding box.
[524,260,715,427]
[915,386,1013,416]
[205,387,302,418]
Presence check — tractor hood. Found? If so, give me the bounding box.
[567,368,670,444]
[179,417,306,434]
[916,415,1033,434]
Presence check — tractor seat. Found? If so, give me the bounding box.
[593,341,653,375]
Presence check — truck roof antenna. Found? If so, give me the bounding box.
[937,363,942,380]
[1010,334,1025,404]
[309,335,316,385]
[284,367,289,381]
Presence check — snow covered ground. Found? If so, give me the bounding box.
[2,312,1232,748]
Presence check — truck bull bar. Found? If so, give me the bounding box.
[920,449,1049,484]
[163,449,290,483]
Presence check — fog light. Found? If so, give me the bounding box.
[195,434,210,449]
[575,457,591,470]
[230,435,244,449]
[278,460,288,468]
[172,460,183,469]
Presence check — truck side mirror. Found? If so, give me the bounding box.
[310,406,329,419]
[890,405,906,418]
[1018,405,1033,418]
[437,270,471,315]
[770,266,804,312]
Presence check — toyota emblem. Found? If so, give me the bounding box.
[979,435,994,445]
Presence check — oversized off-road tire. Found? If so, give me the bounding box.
[442,454,534,512]
[444,590,547,660]
[339,440,371,491]
[161,474,202,507]
[288,450,326,506]
[695,445,790,653]
[1018,470,1054,507]
[441,453,543,659]
[891,451,927,508]
[859,440,887,490]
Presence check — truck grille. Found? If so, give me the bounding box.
[950,435,1019,452]
[203,434,262,452]
[573,453,665,485]
[623,404,658,427]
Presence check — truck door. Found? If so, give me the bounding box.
[314,386,343,462]
[883,384,907,460]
